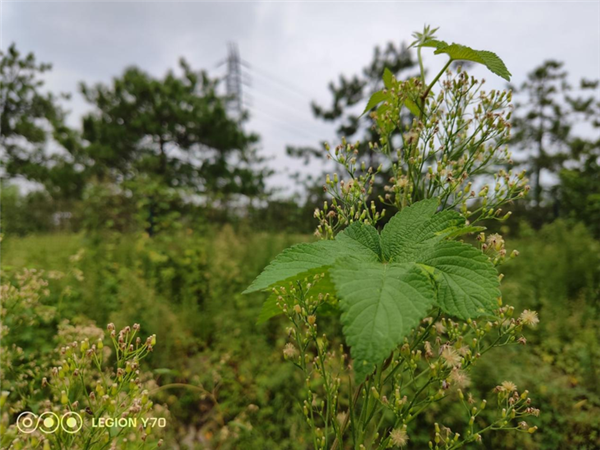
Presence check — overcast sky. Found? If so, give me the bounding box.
[3,1,599,194]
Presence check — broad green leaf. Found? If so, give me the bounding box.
[434,44,511,81]
[257,294,281,324]
[437,42,506,78]
[381,199,466,262]
[331,259,435,383]
[419,241,500,319]
[339,221,382,260]
[244,222,379,294]
[418,39,511,81]
[383,67,394,89]
[246,199,501,382]
[362,90,388,116]
[243,241,340,294]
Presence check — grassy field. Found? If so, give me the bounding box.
[2,221,599,449]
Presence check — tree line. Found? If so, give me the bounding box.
[1,42,598,236]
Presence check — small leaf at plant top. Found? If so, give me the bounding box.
[418,39,449,50]
[403,97,421,117]
[382,67,394,89]
[417,38,511,81]
[331,258,435,383]
[362,90,389,116]
[434,44,511,81]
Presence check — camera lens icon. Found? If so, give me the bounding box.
[16,412,38,434]
[16,411,83,434]
[61,412,83,434]
[38,412,60,434]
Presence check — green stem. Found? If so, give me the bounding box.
[331,381,363,450]
[422,59,453,103]
[418,46,426,84]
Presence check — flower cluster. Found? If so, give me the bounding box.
[1,269,57,424]
[314,138,385,239]
[1,270,167,450]
[272,272,541,449]
[373,68,529,224]
[268,32,541,448]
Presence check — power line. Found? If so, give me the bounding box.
[248,106,329,143]
[244,84,328,132]
[241,59,314,101]
[215,47,331,143]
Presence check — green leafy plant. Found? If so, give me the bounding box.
[244,26,539,449]
[0,270,168,450]
[246,199,499,382]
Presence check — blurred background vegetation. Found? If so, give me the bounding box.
[1,38,599,449]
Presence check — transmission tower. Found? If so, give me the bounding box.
[225,42,244,122]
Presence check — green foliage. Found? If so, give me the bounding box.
[558,146,600,239]
[0,273,166,450]
[244,26,544,450]
[510,60,599,212]
[6,220,598,448]
[0,47,270,234]
[364,25,512,120]
[4,21,599,450]
[0,44,84,200]
[79,60,266,200]
[419,40,511,81]
[0,185,60,235]
[1,228,311,449]
[331,259,435,382]
[246,199,501,381]
[486,221,600,449]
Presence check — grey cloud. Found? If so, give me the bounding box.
[4,1,598,193]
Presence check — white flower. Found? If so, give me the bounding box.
[389,426,409,447]
[519,310,539,328]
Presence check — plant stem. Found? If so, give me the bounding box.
[331,382,363,450]
[422,59,453,102]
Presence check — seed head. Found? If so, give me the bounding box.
[500,381,517,392]
[519,310,539,328]
[440,346,462,368]
[389,425,409,447]
[283,343,298,360]
[449,368,471,389]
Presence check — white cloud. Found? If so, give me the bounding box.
[3,1,598,194]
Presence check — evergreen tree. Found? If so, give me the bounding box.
[0,44,84,199]
[79,59,267,200]
[510,61,598,210]
[287,41,416,167]
[559,77,600,233]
